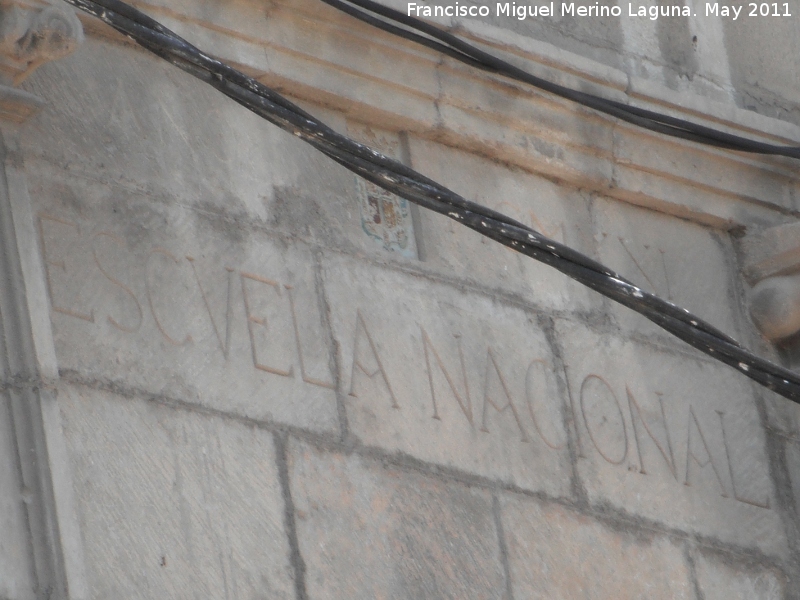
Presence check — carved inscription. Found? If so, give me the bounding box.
[557,322,785,553]
[321,260,573,496]
[482,348,529,443]
[594,201,741,341]
[627,388,676,479]
[564,370,771,509]
[526,359,566,450]
[93,232,143,333]
[37,212,336,396]
[349,310,399,408]
[617,237,672,300]
[188,258,233,358]
[146,248,193,346]
[556,323,778,545]
[319,255,779,518]
[241,272,293,377]
[422,328,472,425]
[38,214,94,322]
[39,208,777,519]
[717,411,770,509]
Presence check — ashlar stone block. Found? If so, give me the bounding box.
[322,253,573,497]
[592,196,742,344]
[288,439,506,600]
[33,186,338,432]
[58,384,295,600]
[407,137,599,314]
[499,493,694,599]
[556,320,787,557]
[23,40,388,258]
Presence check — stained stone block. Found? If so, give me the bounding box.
[322,252,573,497]
[32,184,338,432]
[58,384,295,600]
[288,439,506,600]
[499,493,694,599]
[556,320,787,557]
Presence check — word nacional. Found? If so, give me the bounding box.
[407,2,792,20]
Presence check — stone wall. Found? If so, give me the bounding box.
[2,0,800,598]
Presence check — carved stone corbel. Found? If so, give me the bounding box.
[0,0,83,86]
[0,0,84,124]
[742,222,800,342]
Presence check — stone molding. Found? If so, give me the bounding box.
[0,132,89,599]
[0,4,86,596]
[80,0,800,231]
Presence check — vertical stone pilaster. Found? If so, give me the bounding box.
[0,2,85,598]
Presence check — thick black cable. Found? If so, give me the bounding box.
[60,0,800,403]
[319,0,800,158]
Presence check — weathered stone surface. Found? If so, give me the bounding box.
[749,274,800,341]
[723,14,800,128]
[592,195,743,342]
[0,391,36,600]
[499,493,694,599]
[612,105,797,212]
[58,384,294,599]
[0,0,84,86]
[695,552,784,600]
[741,222,800,283]
[288,439,506,600]
[556,320,787,556]
[32,180,338,432]
[785,434,800,516]
[23,39,396,257]
[23,38,320,214]
[22,17,800,233]
[10,1,800,594]
[322,253,573,497]
[433,73,616,186]
[407,137,599,313]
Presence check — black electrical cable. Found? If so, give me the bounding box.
[318,0,800,159]
[60,0,800,403]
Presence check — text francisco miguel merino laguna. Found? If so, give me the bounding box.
[407,3,791,20]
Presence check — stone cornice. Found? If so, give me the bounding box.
[78,0,800,231]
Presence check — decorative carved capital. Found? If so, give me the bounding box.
[742,223,800,341]
[0,0,83,85]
